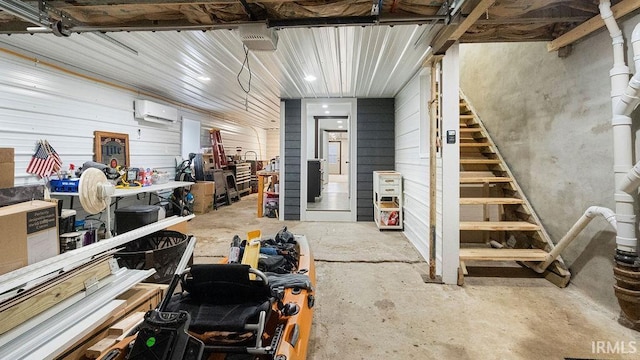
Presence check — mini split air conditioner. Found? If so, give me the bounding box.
[238,23,278,51]
[134,100,178,125]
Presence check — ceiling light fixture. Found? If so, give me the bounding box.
[322,104,328,108]
[325,111,330,114]
[338,125,343,129]
[337,120,343,123]
[304,75,317,82]
[198,76,211,81]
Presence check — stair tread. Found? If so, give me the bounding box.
[459,128,483,132]
[460,197,524,205]
[460,159,501,164]
[460,177,512,183]
[460,142,491,147]
[459,248,548,261]
[459,221,540,231]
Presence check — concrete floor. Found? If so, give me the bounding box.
[189,194,639,360]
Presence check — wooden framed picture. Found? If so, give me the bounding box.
[94,131,130,168]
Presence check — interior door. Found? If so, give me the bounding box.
[328,141,341,174]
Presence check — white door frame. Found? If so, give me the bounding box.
[300,98,357,222]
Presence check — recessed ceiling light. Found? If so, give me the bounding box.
[338,125,343,129]
[337,120,343,124]
[197,76,211,81]
[325,111,330,114]
[322,104,328,108]
[304,75,317,82]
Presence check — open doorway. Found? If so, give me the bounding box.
[301,98,357,221]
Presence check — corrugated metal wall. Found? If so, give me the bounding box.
[356,98,395,221]
[283,99,301,220]
[0,49,265,220]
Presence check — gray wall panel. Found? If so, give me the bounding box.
[283,99,302,220]
[357,98,395,221]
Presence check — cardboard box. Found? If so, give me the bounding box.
[193,199,213,214]
[0,200,59,275]
[0,148,14,189]
[190,181,214,198]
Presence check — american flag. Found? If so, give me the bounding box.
[26,140,62,178]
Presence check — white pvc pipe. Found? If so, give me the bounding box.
[600,0,637,255]
[536,206,617,272]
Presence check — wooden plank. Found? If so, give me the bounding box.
[460,261,468,275]
[449,0,497,40]
[459,142,491,147]
[460,221,540,231]
[547,0,640,52]
[0,259,113,335]
[460,159,501,164]
[460,197,524,205]
[460,177,512,183]
[85,312,145,358]
[459,248,548,262]
[60,284,165,360]
[459,128,482,133]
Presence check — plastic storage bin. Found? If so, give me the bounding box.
[114,205,160,234]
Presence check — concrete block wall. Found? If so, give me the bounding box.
[459,12,640,311]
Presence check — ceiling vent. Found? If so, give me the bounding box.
[238,23,278,51]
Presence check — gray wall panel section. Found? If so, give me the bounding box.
[357,98,395,221]
[284,99,302,220]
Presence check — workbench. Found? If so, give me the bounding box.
[51,181,194,209]
[256,171,279,218]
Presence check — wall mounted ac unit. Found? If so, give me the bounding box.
[134,100,178,124]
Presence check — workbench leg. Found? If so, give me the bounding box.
[257,175,264,218]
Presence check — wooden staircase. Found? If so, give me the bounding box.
[457,94,570,287]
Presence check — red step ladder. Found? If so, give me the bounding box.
[209,128,228,169]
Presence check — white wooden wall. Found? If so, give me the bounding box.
[0,50,266,222]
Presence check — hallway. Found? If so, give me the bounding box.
[189,194,638,359]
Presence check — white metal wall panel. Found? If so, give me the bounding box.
[266,129,280,161]
[394,72,430,262]
[0,24,432,131]
[0,50,265,209]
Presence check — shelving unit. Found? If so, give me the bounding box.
[373,171,403,230]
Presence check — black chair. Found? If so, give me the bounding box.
[165,264,274,354]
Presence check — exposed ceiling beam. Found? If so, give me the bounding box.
[431,0,496,55]
[475,16,590,25]
[547,0,640,52]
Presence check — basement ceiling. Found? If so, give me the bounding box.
[0,0,633,130]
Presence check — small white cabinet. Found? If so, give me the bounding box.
[373,171,403,230]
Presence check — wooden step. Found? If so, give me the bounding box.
[460,198,524,205]
[459,142,491,147]
[460,159,501,164]
[460,177,512,184]
[459,221,540,231]
[459,248,548,261]
[460,114,474,121]
[459,128,483,133]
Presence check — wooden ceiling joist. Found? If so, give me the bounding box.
[547,0,640,52]
[431,0,496,55]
